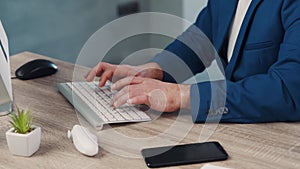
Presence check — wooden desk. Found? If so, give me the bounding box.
[0,52,300,169]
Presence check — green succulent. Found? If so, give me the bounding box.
[9,107,33,134]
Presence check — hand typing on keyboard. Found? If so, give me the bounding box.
[111,76,191,112]
[85,62,163,87]
[85,62,192,113]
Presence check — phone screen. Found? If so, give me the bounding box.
[141,142,228,168]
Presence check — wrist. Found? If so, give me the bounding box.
[179,84,191,109]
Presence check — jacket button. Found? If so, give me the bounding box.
[223,107,229,114]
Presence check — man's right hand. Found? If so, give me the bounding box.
[85,62,163,87]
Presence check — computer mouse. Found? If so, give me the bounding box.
[67,125,98,156]
[15,59,58,80]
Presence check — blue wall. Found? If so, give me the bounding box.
[0,0,117,63]
[0,0,184,65]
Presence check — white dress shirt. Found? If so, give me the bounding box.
[227,0,252,61]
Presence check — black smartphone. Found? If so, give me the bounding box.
[141,141,228,168]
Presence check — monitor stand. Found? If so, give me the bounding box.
[0,101,13,116]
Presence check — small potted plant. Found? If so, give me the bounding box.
[6,107,41,157]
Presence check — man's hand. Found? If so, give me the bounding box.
[85,62,163,87]
[111,76,191,112]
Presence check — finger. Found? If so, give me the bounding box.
[112,86,129,104]
[112,76,144,91]
[113,85,143,106]
[99,70,113,87]
[113,93,130,108]
[127,95,149,106]
[85,63,106,82]
[85,67,98,82]
[84,70,90,79]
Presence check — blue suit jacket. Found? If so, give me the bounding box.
[152,0,300,123]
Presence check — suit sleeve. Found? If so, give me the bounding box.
[191,0,300,123]
[150,1,214,83]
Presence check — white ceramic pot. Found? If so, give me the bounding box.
[6,125,41,157]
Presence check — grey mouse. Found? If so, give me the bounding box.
[15,59,58,80]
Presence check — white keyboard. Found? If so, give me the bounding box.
[59,82,151,125]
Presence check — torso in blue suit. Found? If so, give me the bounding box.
[151,0,300,123]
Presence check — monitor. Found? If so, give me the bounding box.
[0,20,13,116]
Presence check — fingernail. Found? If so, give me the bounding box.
[113,101,118,107]
[127,99,133,104]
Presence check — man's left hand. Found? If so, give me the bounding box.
[111,77,191,112]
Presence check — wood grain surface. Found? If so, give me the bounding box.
[0,52,299,169]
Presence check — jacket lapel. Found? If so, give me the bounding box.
[215,0,238,54]
[225,0,263,80]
